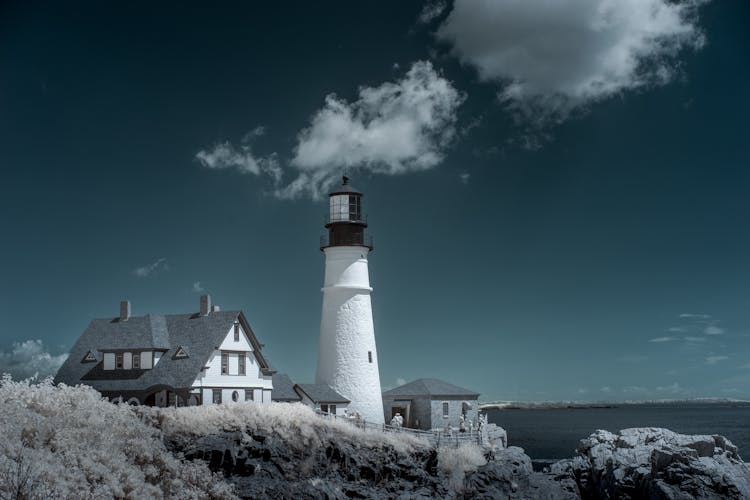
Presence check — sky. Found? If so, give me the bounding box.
[1,0,749,401]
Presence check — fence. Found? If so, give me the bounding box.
[314,410,482,447]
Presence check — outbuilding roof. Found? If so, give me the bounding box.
[295,383,350,404]
[382,378,480,399]
[271,373,301,402]
[54,310,274,393]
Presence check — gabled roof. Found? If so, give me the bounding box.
[295,383,350,404]
[271,373,301,402]
[54,310,274,393]
[382,378,480,399]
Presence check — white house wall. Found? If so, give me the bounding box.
[193,321,272,405]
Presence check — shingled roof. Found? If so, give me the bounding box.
[271,373,301,402]
[54,310,274,393]
[295,383,350,404]
[382,378,479,398]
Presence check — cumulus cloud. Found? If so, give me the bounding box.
[0,340,68,380]
[196,126,282,183]
[133,257,168,277]
[192,281,205,293]
[437,0,707,125]
[278,61,464,199]
[418,0,448,24]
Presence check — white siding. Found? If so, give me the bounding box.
[103,352,115,370]
[141,351,152,369]
[192,324,272,404]
[123,352,132,369]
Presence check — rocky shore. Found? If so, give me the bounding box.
[165,423,749,499]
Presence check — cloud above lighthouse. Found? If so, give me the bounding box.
[279,61,464,199]
[195,61,464,200]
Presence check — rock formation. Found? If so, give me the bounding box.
[552,427,750,499]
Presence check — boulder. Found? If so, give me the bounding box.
[553,427,750,499]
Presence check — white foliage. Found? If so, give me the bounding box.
[142,401,429,455]
[438,443,487,492]
[0,376,236,499]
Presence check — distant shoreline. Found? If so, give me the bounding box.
[480,398,750,411]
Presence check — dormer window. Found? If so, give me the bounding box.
[133,353,140,369]
[234,321,240,342]
[174,346,188,359]
[82,351,97,363]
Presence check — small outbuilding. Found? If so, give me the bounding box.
[294,383,350,415]
[382,378,479,431]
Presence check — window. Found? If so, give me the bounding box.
[115,353,123,369]
[82,351,96,363]
[213,389,222,404]
[320,404,329,413]
[368,351,372,363]
[234,322,240,342]
[238,354,246,375]
[245,389,254,401]
[221,352,229,374]
[232,391,239,402]
[174,346,188,359]
[133,353,140,369]
[442,402,449,418]
[330,404,337,415]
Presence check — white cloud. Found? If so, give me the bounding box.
[418,0,448,24]
[192,281,204,293]
[133,257,168,278]
[395,377,407,387]
[649,336,677,343]
[680,313,711,319]
[655,382,685,394]
[196,135,282,184]
[279,61,464,199]
[437,0,707,124]
[683,336,707,342]
[459,172,470,184]
[668,326,687,333]
[623,385,648,394]
[600,386,611,393]
[0,340,68,380]
[706,355,729,365]
[704,325,725,335]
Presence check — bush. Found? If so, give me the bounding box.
[0,376,236,499]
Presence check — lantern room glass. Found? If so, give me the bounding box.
[329,194,361,222]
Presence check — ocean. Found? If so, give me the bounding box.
[486,403,750,463]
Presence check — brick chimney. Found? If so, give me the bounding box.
[120,300,131,321]
[200,295,212,316]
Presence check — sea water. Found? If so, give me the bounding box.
[486,403,750,462]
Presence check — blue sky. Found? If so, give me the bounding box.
[1,0,749,401]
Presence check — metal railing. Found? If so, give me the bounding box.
[325,214,368,225]
[320,233,374,250]
[314,410,482,447]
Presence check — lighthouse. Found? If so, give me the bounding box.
[316,176,385,424]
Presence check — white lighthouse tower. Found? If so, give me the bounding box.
[316,176,385,424]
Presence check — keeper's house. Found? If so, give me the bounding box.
[54,295,275,406]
